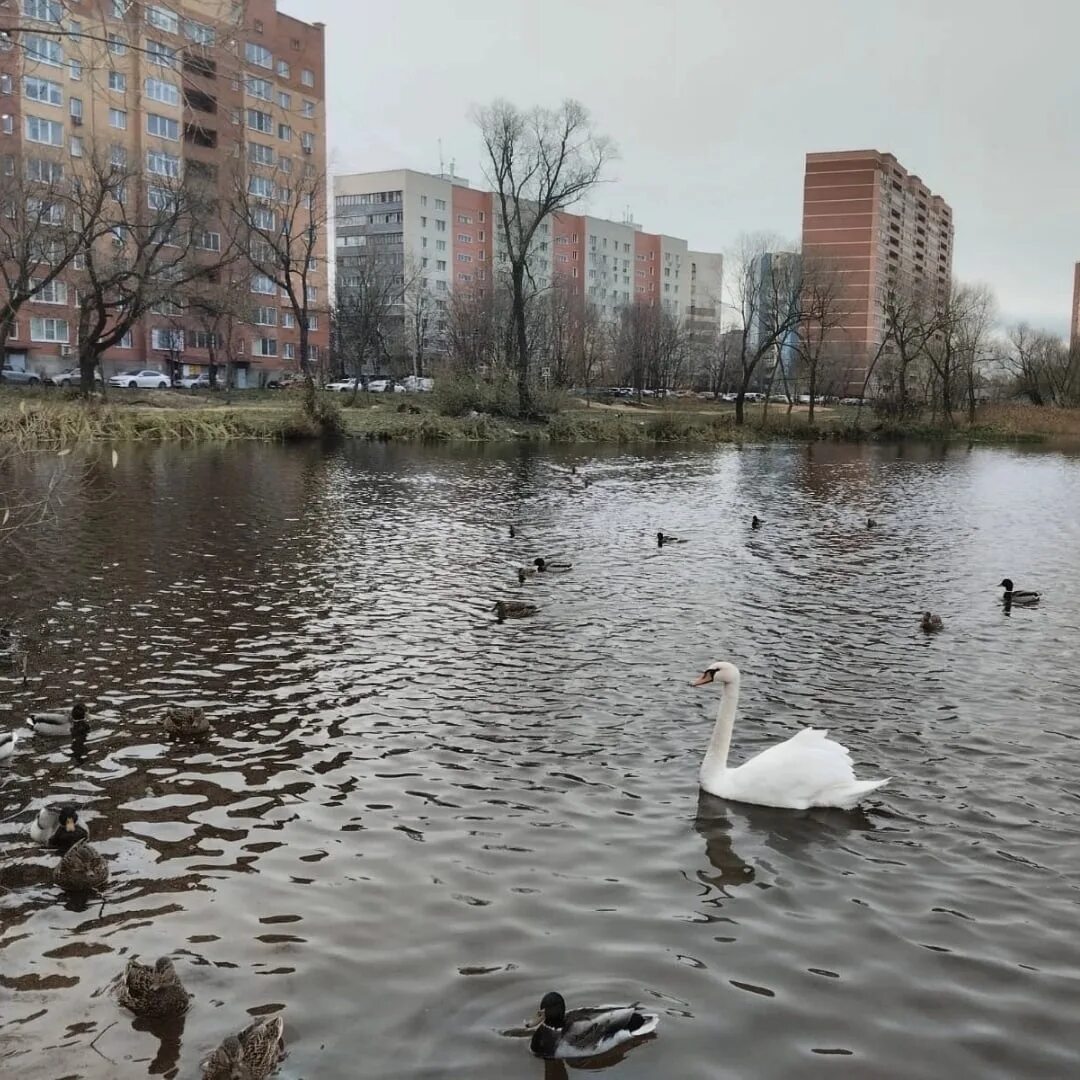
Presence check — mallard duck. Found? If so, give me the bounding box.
[509,524,517,538]
[54,836,109,892]
[0,729,16,760]
[867,517,878,529]
[118,956,191,1018]
[530,992,659,1060]
[657,532,687,548]
[751,515,764,530]
[163,706,211,737]
[495,600,538,621]
[518,566,538,583]
[27,702,89,737]
[31,804,88,851]
[534,558,572,572]
[920,611,943,632]
[202,1015,285,1080]
[1000,578,1040,605]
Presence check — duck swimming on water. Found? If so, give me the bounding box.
[920,612,943,632]
[1000,578,1040,605]
[30,805,88,851]
[529,991,659,1060]
[494,600,538,621]
[27,703,89,737]
[534,557,572,572]
[657,532,687,547]
[751,515,764,530]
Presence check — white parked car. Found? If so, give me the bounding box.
[108,369,170,389]
[176,373,211,389]
[366,378,389,393]
[324,377,361,392]
[402,376,435,392]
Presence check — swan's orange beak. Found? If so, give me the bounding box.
[692,670,714,687]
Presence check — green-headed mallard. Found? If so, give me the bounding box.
[534,558,572,572]
[530,991,659,1060]
[657,532,687,548]
[1000,578,1040,605]
[920,611,943,632]
[31,804,88,851]
[163,706,211,737]
[27,703,89,738]
[54,836,108,892]
[202,1015,285,1080]
[495,600,538,621]
[118,956,191,1018]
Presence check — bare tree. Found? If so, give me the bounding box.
[68,150,220,392]
[613,300,686,396]
[1005,323,1076,407]
[575,298,607,404]
[474,98,613,415]
[792,257,848,423]
[402,272,440,379]
[181,271,250,390]
[726,235,804,424]
[334,242,405,403]
[228,161,327,417]
[445,288,510,376]
[872,280,940,416]
[0,151,107,367]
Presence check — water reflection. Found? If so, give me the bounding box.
[2,439,1080,1079]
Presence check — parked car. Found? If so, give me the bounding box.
[45,368,86,388]
[176,373,211,389]
[324,377,360,392]
[839,397,865,406]
[266,373,305,390]
[402,375,435,392]
[108,369,170,389]
[1,364,43,386]
[366,378,390,393]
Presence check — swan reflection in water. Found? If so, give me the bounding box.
[693,790,878,889]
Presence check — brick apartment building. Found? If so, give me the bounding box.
[801,149,954,388]
[0,0,328,386]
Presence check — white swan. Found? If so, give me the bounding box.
[692,662,889,810]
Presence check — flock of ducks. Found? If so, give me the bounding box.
[1,691,280,1077]
[0,471,1049,1066]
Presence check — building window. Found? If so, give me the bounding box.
[277,123,291,141]
[145,5,178,33]
[302,99,315,119]
[107,107,127,129]
[457,233,471,243]
[23,76,62,105]
[305,285,317,302]
[251,274,275,294]
[146,149,180,177]
[246,108,273,133]
[118,330,132,348]
[254,337,277,356]
[146,113,178,139]
[69,135,82,156]
[147,185,176,211]
[151,328,184,351]
[194,230,220,251]
[69,97,83,122]
[436,260,446,271]
[254,306,277,326]
[248,142,275,166]
[106,32,126,54]
[456,253,471,263]
[184,18,215,45]
[245,42,272,68]
[31,277,67,304]
[107,70,126,92]
[69,59,82,80]
[23,34,62,66]
[277,90,292,110]
[144,77,179,106]
[246,76,271,101]
[30,317,69,342]
[147,40,177,67]
[301,68,314,87]
[25,114,62,145]
[300,131,314,152]
[277,59,291,79]
[250,206,275,229]
[435,240,446,252]
[281,311,295,328]
[435,219,446,232]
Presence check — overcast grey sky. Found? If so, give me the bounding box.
[284,0,1076,333]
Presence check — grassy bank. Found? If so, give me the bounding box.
[1,386,1077,450]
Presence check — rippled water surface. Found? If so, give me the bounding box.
[2,439,1080,1079]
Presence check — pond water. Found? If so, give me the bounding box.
[2,439,1079,1080]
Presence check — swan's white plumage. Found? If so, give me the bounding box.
[696,663,888,810]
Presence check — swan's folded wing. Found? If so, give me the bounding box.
[727,727,868,807]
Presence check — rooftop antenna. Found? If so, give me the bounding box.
[438,138,444,177]
[449,157,456,180]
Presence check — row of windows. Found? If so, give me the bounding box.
[243,42,316,87]
[243,79,315,117]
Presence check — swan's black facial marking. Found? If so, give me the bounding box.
[692,667,717,687]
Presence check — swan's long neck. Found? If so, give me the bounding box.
[702,676,739,779]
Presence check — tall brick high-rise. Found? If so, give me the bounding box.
[0,0,328,386]
[801,150,953,389]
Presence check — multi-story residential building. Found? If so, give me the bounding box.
[0,0,328,386]
[801,149,953,388]
[334,168,720,368]
[686,249,724,351]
